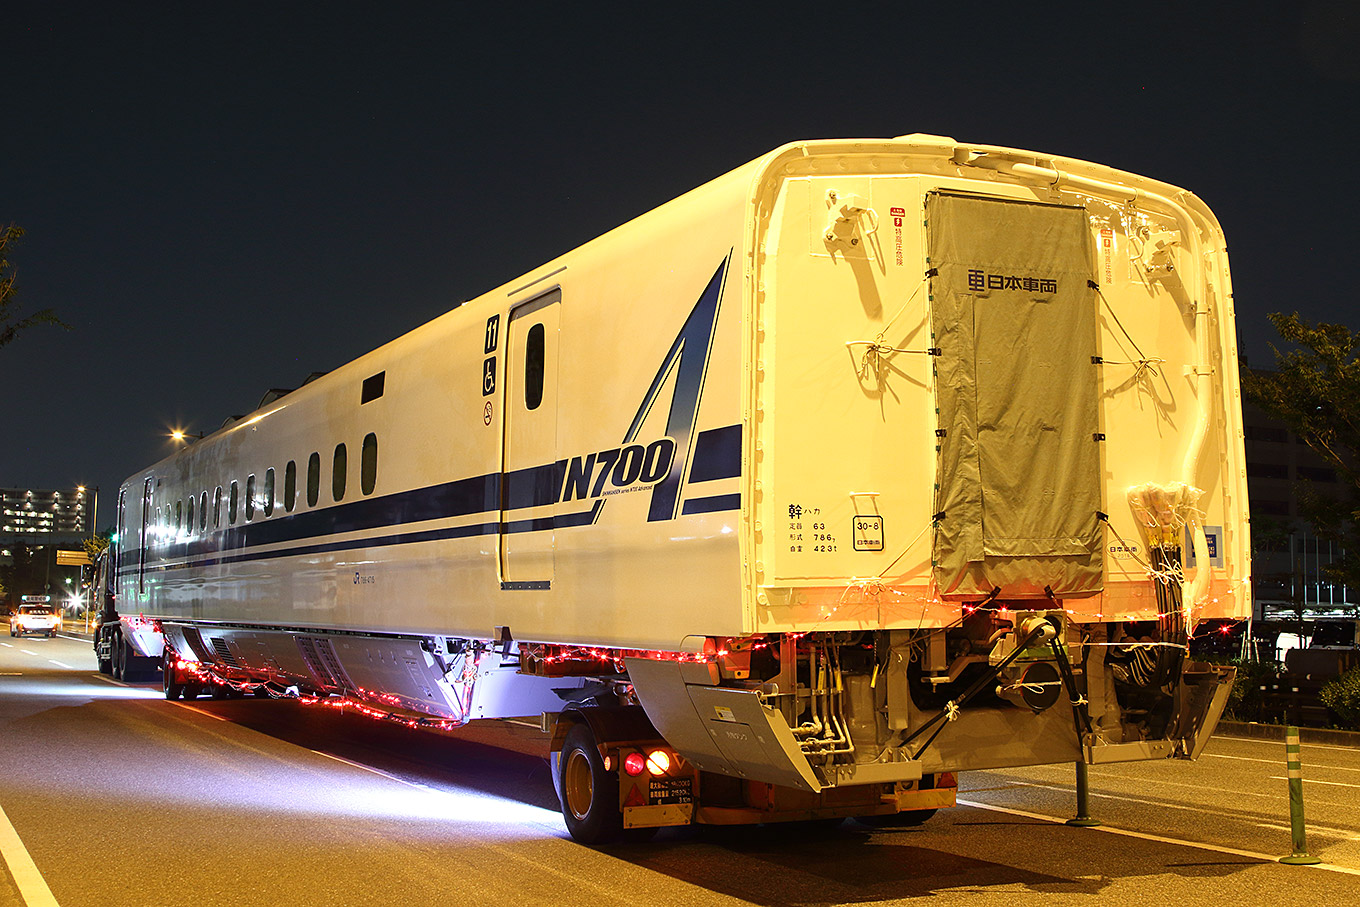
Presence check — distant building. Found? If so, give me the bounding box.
[1,486,92,542]
[1241,394,1353,621]
[0,488,93,605]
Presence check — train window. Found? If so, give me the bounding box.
[186,496,194,534]
[200,492,208,532]
[307,453,320,507]
[333,443,348,502]
[229,481,239,524]
[213,487,222,528]
[245,475,256,521]
[175,500,182,533]
[362,371,385,404]
[264,468,276,517]
[361,433,378,495]
[284,461,297,513]
[525,322,545,410]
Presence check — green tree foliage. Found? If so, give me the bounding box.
[1,224,64,349]
[82,534,110,563]
[1242,313,1360,590]
[1319,666,1360,730]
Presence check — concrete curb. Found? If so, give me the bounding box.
[1217,720,1360,748]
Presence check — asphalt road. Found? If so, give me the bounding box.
[2,634,1358,906]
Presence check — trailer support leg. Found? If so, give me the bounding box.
[1065,761,1101,827]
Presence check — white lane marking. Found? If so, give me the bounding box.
[0,800,61,906]
[958,798,1360,876]
[1,642,12,648]
[309,749,433,791]
[89,674,126,687]
[47,661,74,670]
[1257,822,1360,841]
[172,703,230,722]
[1207,752,1360,773]
[19,650,39,657]
[974,774,1280,804]
[1269,776,1360,789]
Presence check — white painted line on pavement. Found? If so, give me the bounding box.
[1257,822,1360,841]
[0,800,61,907]
[958,798,1360,876]
[966,778,1278,813]
[1208,752,1360,773]
[1269,776,1360,789]
[1,642,12,648]
[19,650,39,657]
[173,703,230,722]
[310,749,433,791]
[46,661,74,670]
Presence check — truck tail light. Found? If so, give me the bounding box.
[623,752,647,776]
[646,750,672,776]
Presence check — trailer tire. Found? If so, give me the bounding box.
[556,723,623,845]
[111,635,125,681]
[163,651,184,701]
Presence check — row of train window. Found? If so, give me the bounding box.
[158,433,378,536]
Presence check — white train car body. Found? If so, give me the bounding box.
[112,135,1249,841]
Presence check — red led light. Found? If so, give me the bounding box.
[623,752,646,776]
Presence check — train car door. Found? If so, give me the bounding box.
[499,291,561,589]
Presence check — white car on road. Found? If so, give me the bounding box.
[10,604,60,638]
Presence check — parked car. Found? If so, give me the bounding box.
[10,604,60,638]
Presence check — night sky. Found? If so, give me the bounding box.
[4,4,1358,530]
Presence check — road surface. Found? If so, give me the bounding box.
[2,634,1358,905]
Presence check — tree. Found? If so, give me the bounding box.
[1,224,64,349]
[82,534,110,563]
[1242,312,1360,591]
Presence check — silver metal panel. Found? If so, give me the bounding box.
[1086,739,1175,763]
[686,685,824,791]
[627,656,826,792]
[824,760,923,786]
[626,657,740,778]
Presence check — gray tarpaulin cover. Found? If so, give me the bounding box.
[928,193,1102,598]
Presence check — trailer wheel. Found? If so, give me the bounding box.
[111,635,125,681]
[556,723,623,845]
[857,809,937,828]
[163,651,184,701]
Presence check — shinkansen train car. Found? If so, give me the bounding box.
[110,134,1248,843]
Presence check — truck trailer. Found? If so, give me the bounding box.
[106,134,1249,842]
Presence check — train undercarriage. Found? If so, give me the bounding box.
[125,601,1234,844]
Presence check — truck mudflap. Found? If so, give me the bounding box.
[626,657,923,792]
